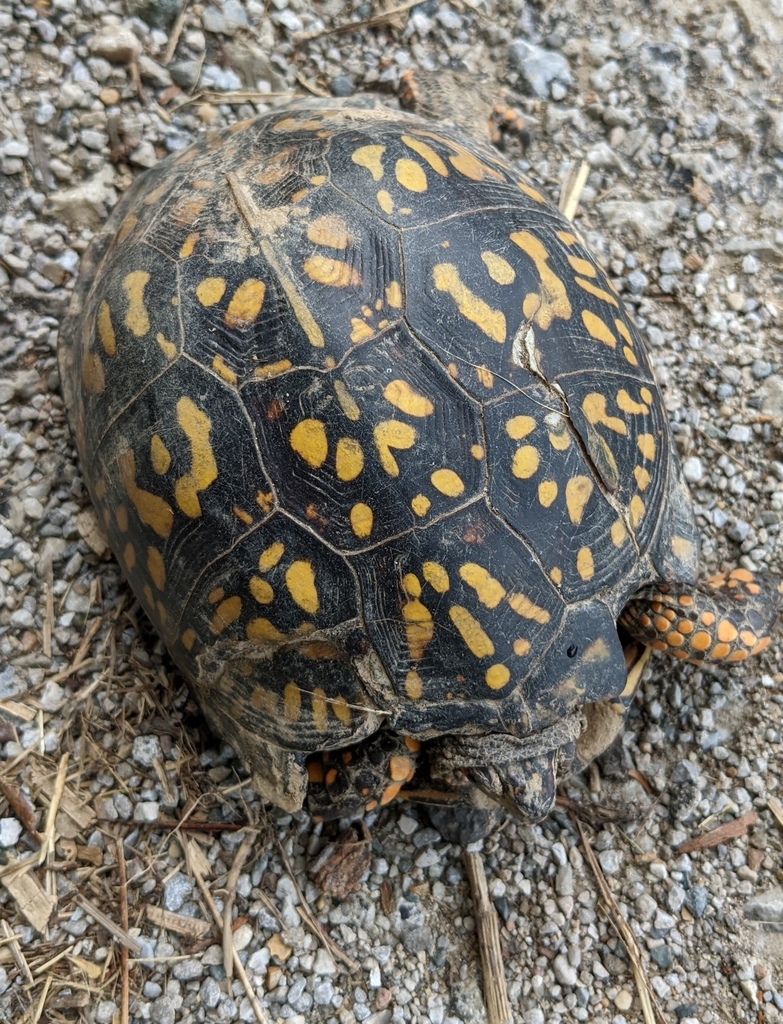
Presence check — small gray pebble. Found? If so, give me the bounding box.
[684,886,709,919]
[727,424,751,443]
[682,457,704,483]
[727,520,750,542]
[330,75,355,97]
[695,211,714,233]
[200,977,222,1009]
[650,945,674,969]
[163,872,193,912]
[659,249,683,273]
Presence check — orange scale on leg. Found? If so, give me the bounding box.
[710,642,731,661]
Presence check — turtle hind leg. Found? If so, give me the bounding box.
[620,568,782,665]
[306,731,420,822]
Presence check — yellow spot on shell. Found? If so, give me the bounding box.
[395,158,427,192]
[557,230,578,245]
[629,495,645,528]
[350,502,373,538]
[512,445,539,479]
[289,419,328,469]
[332,695,351,725]
[623,347,638,367]
[611,519,627,546]
[403,597,433,660]
[97,301,116,356]
[179,232,198,258]
[401,135,448,175]
[181,628,196,650]
[156,333,177,360]
[615,319,633,345]
[402,573,421,598]
[208,588,225,604]
[304,255,361,288]
[582,393,628,435]
[565,475,594,525]
[481,251,516,285]
[576,547,594,580]
[506,416,535,440]
[513,638,531,656]
[123,271,151,337]
[196,276,226,307]
[449,605,494,659]
[246,617,286,644]
[550,567,562,585]
[334,380,361,421]
[350,318,374,343]
[507,592,550,624]
[617,389,649,415]
[385,281,402,308]
[211,595,241,634]
[283,681,301,722]
[174,397,218,518]
[575,277,618,306]
[568,255,596,277]
[459,563,506,608]
[376,189,394,214]
[384,379,434,417]
[671,535,693,560]
[374,420,417,477]
[285,560,319,614]
[476,365,494,388]
[249,577,274,604]
[147,547,166,590]
[312,688,328,732]
[352,144,386,181]
[422,562,449,593]
[123,542,135,570]
[538,480,557,507]
[335,437,364,481]
[212,354,237,383]
[225,278,266,329]
[432,263,506,343]
[581,310,616,348]
[307,214,353,249]
[405,671,423,699]
[634,465,651,490]
[258,543,285,572]
[310,174,327,186]
[485,664,511,690]
[411,494,431,516]
[116,505,128,532]
[638,433,656,460]
[431,468,465,497]
[82,352,105,393]
[471,444,484,460]
[509,231,572,329]
[118,449,173,538]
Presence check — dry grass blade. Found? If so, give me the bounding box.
[572,814,666,1024]
[38,752,69,866]
[223,831,256,980]
[75,895,143,954]
[768,796,783,831]
[0,919,33,984]
[188,849,270,1024]
[116,838,130,1024]
[296,0,420,42]
[559,159,590,222]
[146,906,211,939]
[463,852,512,1024]
[162,0,190,65]
[676,810,756,854]
[277,840,359,971]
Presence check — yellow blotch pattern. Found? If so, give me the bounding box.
[459,563,506,608]
[334,380,361,421]
[581,310,616,349]
[335,437,364,481]
[376,189,394,214]
[383,380,434,417]
[306,214,353,249]
[118,449,173,538]
[285,560,319,614]
[401,135,448,175]
[147,547,166,590]
[432,263,506,343]
[481,251,516,285]
[156,333,177,360]
[402,585,433,660]
[629,495,645,528]
[506,415,536,440]
[509,231,572,329]
[225,279,266,329]
[568,255,596,277]
[617,389,649,415]
[565,475,594,525]
[312,688,328,732]
[538,480,557,507]
[352,144,386,180]
[123,542,135,570]
[422,561,449,593]
[575,277,618,307]
[116,505,128,532]
[582,393,628,435]
[507,592,550,624]
[485,664,511,690]
[82,352,105,394]
[304,255,361,288]
[289,419,329,469]
[174,397,218,519]
[405,670,423,699]
[97,300,116,356]
[513,637,531,655]
[212,355,237,384]
[150,434,171,475]
[350,502,373,538]
[395,158,427,192]
[249,577,274,604]
[576,547,595,580]
[246,617,286,644]
[634,466,651,490]
[210,595,242,634]
[411,494,431,516]
[385,281,403,308]
[431,468,465,497]
[374,420,417,476]
[512,445,539,479]
[259,542,285,572]
[638,433,656,460]
[449,605,494,658]
[123,271,151,337]
[196,277,227,307]
[611,520,627,546]
[283,681,301,722]
[179,232,198,259]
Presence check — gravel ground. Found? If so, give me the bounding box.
[2,1,783,1022]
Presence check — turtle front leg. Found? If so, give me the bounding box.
[306,730,420,821]
[620,568,782,665]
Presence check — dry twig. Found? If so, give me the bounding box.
[116,838,130,1024]
[223,831,256,980]
[676,811,757,854]
[463,852,512,1024]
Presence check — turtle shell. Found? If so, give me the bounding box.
[59,105,700,810]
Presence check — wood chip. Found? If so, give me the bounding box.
[676,811,757,853]
[767,796,783,831]
[76,508,109,556]
[464,852,513,1024]
[146,905,211,939]
[2,861,56,933]
[29,762,96,833]
[75,895,143,954]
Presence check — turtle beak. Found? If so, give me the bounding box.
[466,750,562,822]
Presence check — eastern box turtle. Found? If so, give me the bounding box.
[59,98,782,827]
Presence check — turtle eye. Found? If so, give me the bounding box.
[566,644,578,658]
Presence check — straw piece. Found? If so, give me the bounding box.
[463,852,512,1024]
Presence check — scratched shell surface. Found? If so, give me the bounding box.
[60,106,700,756]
